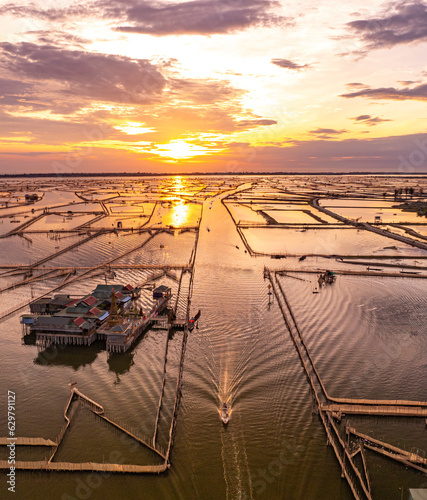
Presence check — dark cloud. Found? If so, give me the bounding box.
[0,42,249,112]
[0,77,32,96]
[309,128,348,139]
[0,0,291,36]
[113,0,289,35]
[271,58,311,71]
[169,78,244,105]
[351,114,392,126]
[236,119,277,128]
[0,77,48,110]
[345,82,369,89]
[347,1,427,49]
[353,114,371,121]
[397,80,420,86]
[0,42,256,144]
[0,2,89,21]
[0,108,114,145]
[341,82,427,101]
[26,30,92,48]
[0,42,167,105]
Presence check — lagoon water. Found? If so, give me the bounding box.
[0,175,426,500]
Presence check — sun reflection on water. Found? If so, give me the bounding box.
[170,200,189,227]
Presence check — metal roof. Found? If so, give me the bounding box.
[50,297,74,306]
[109,324,129,333]
[65,298,79,307]
[31,298,52,305]
[35,316,70,326]
[74,317,86,327]
[99,311,109,321]
[83,296,98,306]
[64,304,91,314]
[93,284,126,293]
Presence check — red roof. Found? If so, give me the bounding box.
[123,284,133,291]
[73,317,85,327]
[65,299,79,307]
[114,291,124,299]
[89,307,101,315]
[83,296,98,306]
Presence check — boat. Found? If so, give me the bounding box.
[188,309,201,331]
[319,270,336,285]
[220,402,229,424]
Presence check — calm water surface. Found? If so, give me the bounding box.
[0,176,426,500]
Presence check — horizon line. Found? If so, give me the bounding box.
[1,171,427,178]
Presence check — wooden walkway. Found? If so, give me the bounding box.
[266,267,427,500]
[312,198,427,251]
[92,412,166,460]
[153,328,170,446]
[0,387,168,473]
[28,229,106,270]
[347,427,427,474]
[5,213,45,236]
[274,268,427,279]
[0,437,56,446]
[0,264,192,271]
[0,460,168,473]
[347,427,427,465]
[322,403,427,417]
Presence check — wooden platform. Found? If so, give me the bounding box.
[0,460,168,473]
[347,427,427,474]
[0,437,56,446]
[347,427,427,465]
[322,403,427,417]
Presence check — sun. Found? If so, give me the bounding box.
[153,140,210,160]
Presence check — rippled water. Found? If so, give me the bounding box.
[0,176,426,500]
[242,227,427,256]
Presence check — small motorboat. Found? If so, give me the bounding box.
[221,403,229,424]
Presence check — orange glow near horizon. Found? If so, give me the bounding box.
[152,140,219,161]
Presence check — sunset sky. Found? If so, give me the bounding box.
[1,0,427,173]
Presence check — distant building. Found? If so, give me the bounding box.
[153,285,171,300]
[92,284,137,301]
[31,315,97,346]
[30,295,75,315]
[21,282,176,353]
